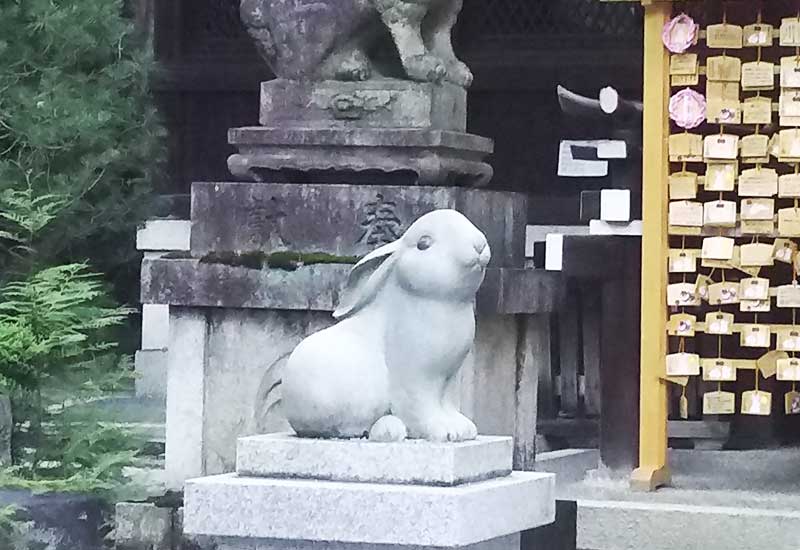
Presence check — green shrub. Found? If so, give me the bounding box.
[0,0,164,302]
[0,0,161,497]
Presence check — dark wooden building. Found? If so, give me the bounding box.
[144,0,645,224]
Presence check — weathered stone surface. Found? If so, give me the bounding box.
[261,80,467,131]
[190,182,524,267]
[141,260,559,315]
[240,1,473,87]
[458,315,519,441]
[163,306,547,487]
[236,434,512,486]
[134,350,167,400]
[114,502,172,550]
[143,260,349,312]
[184,472,555,546]
[214,534,520,550]
[227,128,493,186]
[165,308,333,489]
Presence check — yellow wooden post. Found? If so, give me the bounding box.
[630,0,672,492]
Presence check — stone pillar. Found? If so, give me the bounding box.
[135,220,191,400]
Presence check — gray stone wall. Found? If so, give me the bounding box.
[164,307,549,488]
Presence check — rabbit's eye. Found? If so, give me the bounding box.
[417,236,433,251]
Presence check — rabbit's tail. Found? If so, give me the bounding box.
[368,414,407,442]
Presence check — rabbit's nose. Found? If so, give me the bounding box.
[474,239,487,254]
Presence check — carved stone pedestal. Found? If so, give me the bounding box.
[229,78,493,186]
[184,435,555,550]
[228,128,494,187]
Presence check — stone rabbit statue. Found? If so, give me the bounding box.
[281,210,490,442]
[239,0,473,87]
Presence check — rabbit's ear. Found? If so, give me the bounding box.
[333,240,402,320]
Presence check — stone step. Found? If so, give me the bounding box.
[561,448,800,550]
[576,498,800,550]
[185,471,555,548]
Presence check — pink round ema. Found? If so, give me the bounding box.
[670,88,706,129]
[662,13,699,53]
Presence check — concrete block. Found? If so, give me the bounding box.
[165,310,208,489]
[135,350,167,400]
[599,190,631,222]
[534,449,599,486]
[115,502,171,550]
[142,259,559,315]
[142,304,170,350]
[236,434,512,486]
[165,308,333,488]
[137,220,191,252]
[185,472,555,546]
[261,79,467,131]
[214,534,519,550]
[577,499,800,550]
[190,183,526,268]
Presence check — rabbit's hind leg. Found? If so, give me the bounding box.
[372,0,446,83]
[422,0,472,87]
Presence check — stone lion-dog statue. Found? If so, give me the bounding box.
[240,0,473,87]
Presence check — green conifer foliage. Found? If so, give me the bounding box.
[0,0,164,298]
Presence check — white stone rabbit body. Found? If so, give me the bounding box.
[281,209,490,441]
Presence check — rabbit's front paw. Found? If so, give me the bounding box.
[448,411,478,441]
[410,412,476,442]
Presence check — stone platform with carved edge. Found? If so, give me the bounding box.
[228,127,494,187]
[183,435,556,550]
[228,79,492,187]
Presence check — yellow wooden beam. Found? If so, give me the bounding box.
[631,0,672,493]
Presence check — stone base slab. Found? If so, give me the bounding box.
[236,434,512,486]
[140,260,561,315]
[260,79,467,132]
[227,128,493,187]
[184,472,555,547]
[213,534,519,550]
[189,182,526,267]
[577,499,800,550]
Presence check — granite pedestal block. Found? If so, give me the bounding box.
[189,182,527,268]
[260,80,467,131]
[212,534,520,550]
[185,473,553,546]
[184,436,556,548]
[236,434,512,486]
[227,128,493,187]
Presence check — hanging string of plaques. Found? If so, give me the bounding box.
[664,4,800,421]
